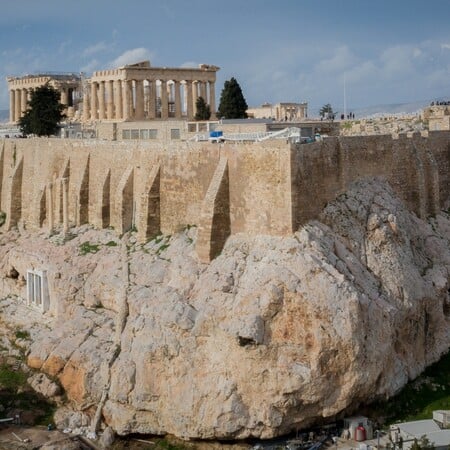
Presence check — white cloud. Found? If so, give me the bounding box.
[82,41,108,57]
[441,43,450,50]
[345,60,379,84]
[314,46,358,74]
[80,59,101,74]
[109,48,153,68]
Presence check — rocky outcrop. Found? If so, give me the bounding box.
[0,179,449,440]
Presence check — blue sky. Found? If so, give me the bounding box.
[1,0,449,115]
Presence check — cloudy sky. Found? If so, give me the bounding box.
[1,0,449,115]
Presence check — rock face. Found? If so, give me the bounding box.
[0,179,449,440]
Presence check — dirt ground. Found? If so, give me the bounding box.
[0,424,92,449]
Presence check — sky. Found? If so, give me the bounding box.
[0,0,449,116]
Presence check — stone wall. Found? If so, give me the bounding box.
[0,132,449,262]
[291,132,450,230]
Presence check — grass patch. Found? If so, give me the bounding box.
[0,389,56,425]
[105,240,118,247]
[14,329,30,340]
[341,121,352,130]
[155,438,193,450]
[79,241,100,255]
[0,364,27,391]
[368,350,450,424]
[0,361,57,425]
[0,211,6,227]
[156,242,170,255]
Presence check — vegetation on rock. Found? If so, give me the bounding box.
[368,350,450,424]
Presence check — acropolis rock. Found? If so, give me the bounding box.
[0,178,449,439]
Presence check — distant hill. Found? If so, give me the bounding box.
[352,100,429,118]
[352,97,449,119]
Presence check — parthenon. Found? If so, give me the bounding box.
[6,60,220,123]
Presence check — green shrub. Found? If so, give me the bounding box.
[79,241,100,255]
[0,364,27,390]
[14,329,30,340]
[368,350,450,424]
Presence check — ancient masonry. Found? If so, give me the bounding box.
[7,60,219,123]
[7,73,81,122]
[0,132,449,264]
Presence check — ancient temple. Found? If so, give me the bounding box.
[6,60,219,124]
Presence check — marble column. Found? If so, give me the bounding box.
[135,80,145,120]
[106,80,114,119]
[209,81,216,119]
[14,89,21,122]
[83,90,90,122]
[186,81,194,120]
[192,81,200,116]
[21,88,28,114]
[9,90,15,123]
[148,80,156,119]
[90,82,98,120]
[160,80,168,119]
[98,81,106,119]
[174,81,182,119]
[114,80,123,120]
[122,80,131,120]
[200,82,207,101]
[61,88,68,107]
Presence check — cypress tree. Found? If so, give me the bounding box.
[194,96,211,120]
[217,77,248,119]
[18,84,66,136]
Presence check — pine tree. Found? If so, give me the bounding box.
[217,77,248,119]
[18,84,66,136]
[319,103,334,120]
[194,96,211,120]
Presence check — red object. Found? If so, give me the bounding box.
[355,425,366,442]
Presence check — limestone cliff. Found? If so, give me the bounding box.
[0,179,449,439]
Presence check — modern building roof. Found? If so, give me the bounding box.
[397,419,441,436]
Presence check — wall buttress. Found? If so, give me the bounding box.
[196,156,230,263]
[5,156,23,230]
[114,167,134,234]
[137,164,160,244]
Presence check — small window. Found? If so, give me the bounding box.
[188,123,197,132]
[130,129,139,139]
[198,123,207,132]
[26,269,49,312]
[122,129,131,140]
[149,129,158,139]
[171,129,180,140]
[140,129,149,139]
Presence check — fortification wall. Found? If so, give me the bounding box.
[0,132,449,262]
[291,132,450,230]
